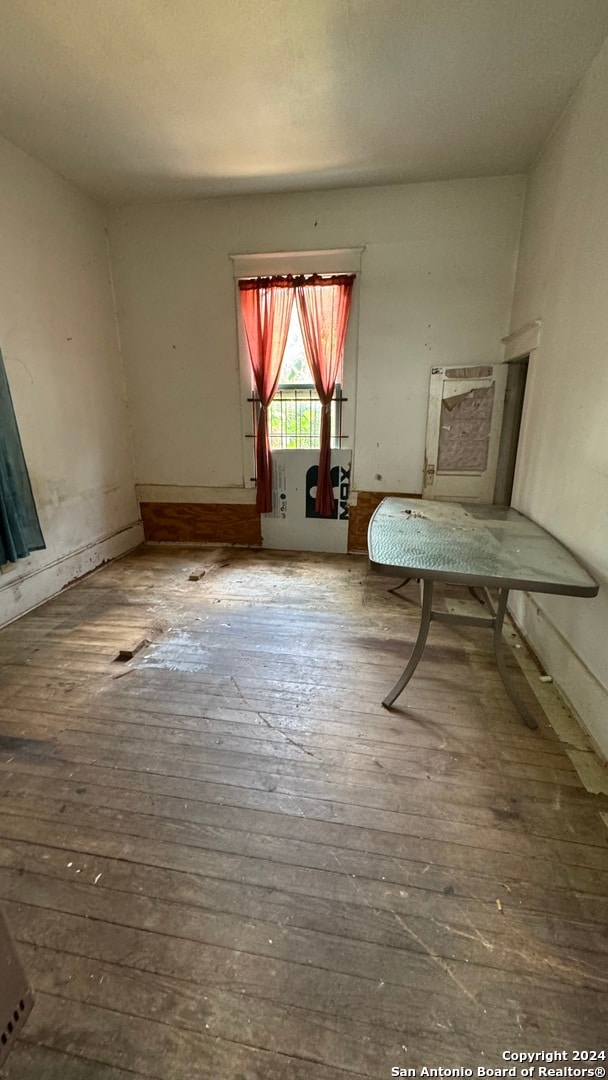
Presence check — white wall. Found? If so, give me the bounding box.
[508,39,608,758]
[0,135,141,626]
[108,176,525,500]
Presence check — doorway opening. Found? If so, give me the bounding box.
[493,356,529,506]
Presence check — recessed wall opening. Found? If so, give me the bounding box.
[493,355,529,506]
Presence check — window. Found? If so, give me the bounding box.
[253,304,344,452]
[232,248,362,493]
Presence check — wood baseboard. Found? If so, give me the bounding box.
[141,493,418,553]
[347,491,420,553]
[140,502,262,546]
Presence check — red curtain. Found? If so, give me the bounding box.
[295,275,355,516]
[239,278,294,514]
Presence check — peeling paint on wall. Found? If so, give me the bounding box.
[437,385,495,473]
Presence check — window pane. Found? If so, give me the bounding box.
[280,308,312,385]
[255,306,342,451]
[267,389,339,451]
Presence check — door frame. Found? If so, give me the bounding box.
[500,319,542,506]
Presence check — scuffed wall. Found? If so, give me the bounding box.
[0,135,141,625]
[508,38,608,757]
[108,175,525,500]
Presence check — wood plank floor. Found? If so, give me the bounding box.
[1,545,607,1079]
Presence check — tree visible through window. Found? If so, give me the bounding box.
[264,307,342,451]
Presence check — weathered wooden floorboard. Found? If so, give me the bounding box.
[2,741,606,848]
[0,689,568,759]
[0,546,607,1077]
[1,785,608,907]
[3,1041,149,1080]
[5,901,608,1057]
[1,833,608,989]
[16,989,359,1080]
[14,942,468,1077]
[0,710,586,800]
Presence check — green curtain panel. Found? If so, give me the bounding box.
[0,349,45,566]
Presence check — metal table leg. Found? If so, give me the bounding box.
[468,585,486,605]
[383,578,434,708]
[388,577,412,597]
[493,588,538,730]
[382,580,538,728]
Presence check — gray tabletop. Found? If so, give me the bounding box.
[368,498,598,597]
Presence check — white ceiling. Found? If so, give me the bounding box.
[1,0,607,204]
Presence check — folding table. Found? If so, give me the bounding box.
[368,497,599,728]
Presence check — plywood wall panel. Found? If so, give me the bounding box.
[140,503,261,546]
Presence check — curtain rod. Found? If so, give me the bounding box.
[229,247,365,260]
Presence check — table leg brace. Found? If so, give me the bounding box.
[382,581,538,730]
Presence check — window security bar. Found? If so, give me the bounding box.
[247,388,348,453]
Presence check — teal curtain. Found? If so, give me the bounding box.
[0,349,45,565]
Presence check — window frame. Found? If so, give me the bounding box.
[232,248,363,488]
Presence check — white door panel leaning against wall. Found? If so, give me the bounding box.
[423,365,508,503]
